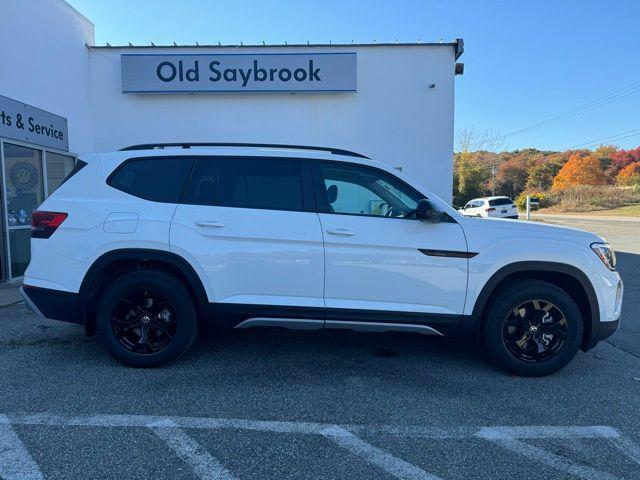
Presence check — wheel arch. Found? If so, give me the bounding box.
[464,261,599,351]
[78,248,209,335]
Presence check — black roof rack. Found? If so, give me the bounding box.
[119,143,369,159]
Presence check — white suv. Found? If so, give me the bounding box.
[20,143,623,376]
[459,196,518,219]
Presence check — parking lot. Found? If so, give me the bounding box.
[1,215,639,479]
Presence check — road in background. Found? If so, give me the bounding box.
[534,213,639,359]
[532,213,640,254]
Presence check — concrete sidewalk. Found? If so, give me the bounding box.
[0,282,21,307]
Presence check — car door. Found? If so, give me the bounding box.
[469,200,483,217]
[461,201,473,216]
[170,156,325,323]
[313,160,469,333]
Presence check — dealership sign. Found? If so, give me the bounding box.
[121,53,357,93]
[0,95,68,150]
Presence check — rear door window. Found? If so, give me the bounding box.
[108,156,195,203]
[183,157,314,212]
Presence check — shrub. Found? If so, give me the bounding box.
[546,185,640,212]
[515,191,553,210]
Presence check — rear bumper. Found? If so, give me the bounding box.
[20,285,81,325]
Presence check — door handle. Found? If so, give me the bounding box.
[195,220,225,228]
[326,228,356,236]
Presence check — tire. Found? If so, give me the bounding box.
[96,270,198,367]
[481,279,583,376]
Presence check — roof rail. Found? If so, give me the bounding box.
[119,142,369,158]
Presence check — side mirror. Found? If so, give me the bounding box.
[415,199,445,222]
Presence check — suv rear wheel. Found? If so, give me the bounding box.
[482,280,583,376]
[95,270,198,367]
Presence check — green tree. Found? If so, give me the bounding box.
[526,153,567,191]
[454,151,491,205]
[593,145,618,182]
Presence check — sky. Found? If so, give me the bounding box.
[66,0,640,152]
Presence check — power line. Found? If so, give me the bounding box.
[502,80,640,138]
[563,127,640,150]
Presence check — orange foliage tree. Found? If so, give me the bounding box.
[616,162,640,186]
[551,153,607,191]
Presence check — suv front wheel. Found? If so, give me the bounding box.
[96,270,198,367]
[482,279,583,376]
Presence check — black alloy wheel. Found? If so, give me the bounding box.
[111,289,177,354]
[96,270,198,367]
[502,299,568,363]
[482,279,583,376]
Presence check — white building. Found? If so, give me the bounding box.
[0,0,463,282]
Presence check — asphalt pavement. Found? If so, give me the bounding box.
[0,214,639,479]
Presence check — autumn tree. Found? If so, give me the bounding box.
[608,147,640,178]
[551,153,607,191]
[491,156,529,199]
[616,162,640,186]
[526,153,567,191]
[593,145,617,180]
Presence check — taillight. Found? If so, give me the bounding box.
[31,211,68,239]
[486,207,496,212]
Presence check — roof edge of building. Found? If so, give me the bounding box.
[89,39,464,58]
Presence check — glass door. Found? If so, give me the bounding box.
[2,142,44,279]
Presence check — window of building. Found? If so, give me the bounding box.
[316,162,422,218]
[46,152,77,193]
[2,143,45,278]
[108,156,195,203]
[184,157,313,212]
[0,140,79,281]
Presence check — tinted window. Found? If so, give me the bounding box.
[489,198,514,206]
[108,157,194,203]
[316,161,422,218]
[184,157,312,212]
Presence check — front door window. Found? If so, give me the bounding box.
[317,161,421,218]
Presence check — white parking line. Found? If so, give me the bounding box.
[482,437,620,480]
[321,426,443,480]
[0,413,630,441]
[150,419,237,480]
[0,413,639,479]
[609,435,640,465]
[0,415,43,480]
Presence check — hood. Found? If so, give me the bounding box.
[460,216,605,247]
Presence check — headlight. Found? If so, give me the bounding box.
[591,242,616,271]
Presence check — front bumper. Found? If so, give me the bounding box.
[20,285,81,324]
[594,318,620,343]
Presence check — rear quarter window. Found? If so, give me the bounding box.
[108,157,194,203]
[489,198,514,206]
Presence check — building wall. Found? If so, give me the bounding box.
[89,46,456,201]
[0,0,95,154]
[0,0,457,202]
